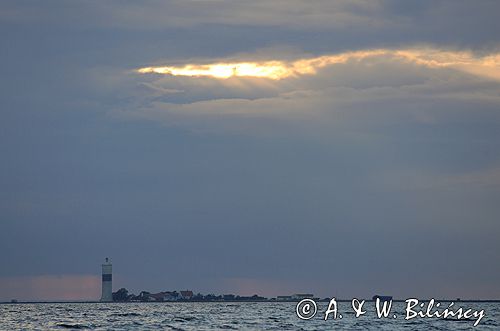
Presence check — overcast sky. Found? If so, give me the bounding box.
[1,0,500,301]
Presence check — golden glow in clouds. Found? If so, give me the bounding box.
[137,48,500,81]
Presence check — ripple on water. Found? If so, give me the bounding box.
[110,312,142,317]
[0,302,498,330]
[55,323,90,329]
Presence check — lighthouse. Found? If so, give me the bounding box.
[100,257,113,302]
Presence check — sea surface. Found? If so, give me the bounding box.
[1,301,499,330]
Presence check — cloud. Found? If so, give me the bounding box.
[0,1,385,29]
[137,48,500,81]
[3,1,500,51]
[113,47,500,137]
[137,82,184,95]
[396,165,500,192]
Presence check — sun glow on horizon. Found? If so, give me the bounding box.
[137,48,500,81]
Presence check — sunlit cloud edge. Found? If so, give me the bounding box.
[136,48,500,81]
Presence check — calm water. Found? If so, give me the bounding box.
[1,301,499,330]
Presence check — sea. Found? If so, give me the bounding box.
[1,301,499,330]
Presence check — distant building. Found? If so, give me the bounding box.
[180,290,194,300]
[149,292,166,301]
[163,291,179,301]
[142,290,192,301]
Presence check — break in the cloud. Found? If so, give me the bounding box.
[123,46,500,137]
[137,48,500,81]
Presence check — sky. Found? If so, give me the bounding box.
[1,0,499,301]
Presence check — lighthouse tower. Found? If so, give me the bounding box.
[100,257,113,302]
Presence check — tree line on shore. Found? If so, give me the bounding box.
[112,288,268,302]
